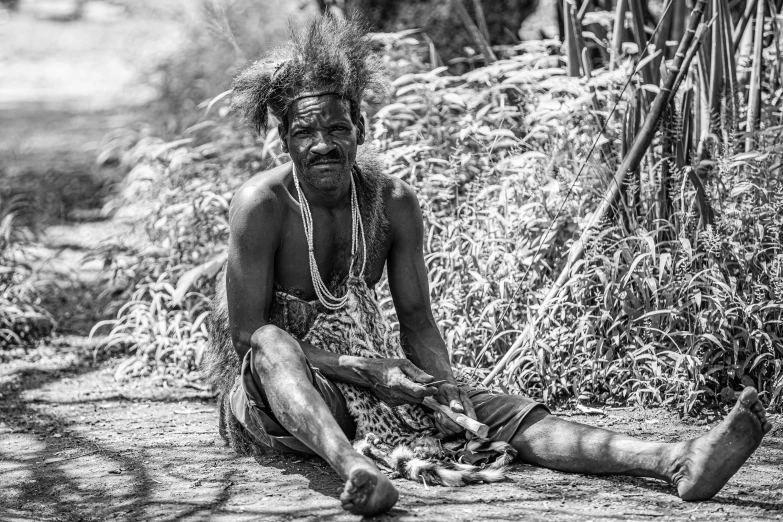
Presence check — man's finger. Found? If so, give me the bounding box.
[441,386,464,413]
[399,361,434,384]
[459,388,477,420]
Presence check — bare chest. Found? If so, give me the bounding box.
[274,205,386,298]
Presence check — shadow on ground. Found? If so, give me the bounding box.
[2,339,783,521]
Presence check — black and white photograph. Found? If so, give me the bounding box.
[1,0,782,520]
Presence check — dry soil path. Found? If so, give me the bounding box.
[1,339,782,522]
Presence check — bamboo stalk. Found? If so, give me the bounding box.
[746,0,765,151]
[453,0,497,63]
[653,0,675,81]
[628,0,656,86]
[610,0,629,71]
[564,0,582,76]
[708,0,724,128]
[732,0,759,52]
[678,77,694,168]
[767,0,782,93]
[719,0,739,138]
[482,0,709,387]
[738,12,755,89]
[573,4,591,74]
[670,0,688,53]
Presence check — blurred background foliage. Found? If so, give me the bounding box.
[2,0,783,413]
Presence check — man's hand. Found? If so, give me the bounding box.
[429,382,477,437]
[356,358,438,406]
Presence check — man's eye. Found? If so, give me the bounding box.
[333,125,349,132]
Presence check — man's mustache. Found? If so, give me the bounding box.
[306,151,344,166]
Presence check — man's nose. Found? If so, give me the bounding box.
[310,131,336,155]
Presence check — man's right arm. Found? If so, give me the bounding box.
[226,183,279,359]
[225,181,435,406]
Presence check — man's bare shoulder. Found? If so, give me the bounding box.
[229,162,293,238]
[382,175,422,224]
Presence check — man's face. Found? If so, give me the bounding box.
[280,94,365,194]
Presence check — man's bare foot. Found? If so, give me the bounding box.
[669,387,773,501]
[339,459,399,516]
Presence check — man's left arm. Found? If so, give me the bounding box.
[386,180,477,434]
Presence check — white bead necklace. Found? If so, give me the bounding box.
[291,165,366,310]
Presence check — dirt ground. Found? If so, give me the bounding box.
[1,338,782,522]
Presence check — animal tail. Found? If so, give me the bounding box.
[354,435,515,487]
[203,272,268,457]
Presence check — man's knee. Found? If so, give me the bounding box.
[250,325,310,377]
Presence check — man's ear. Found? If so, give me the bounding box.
[356,114,366,146]
[278,122,289,153]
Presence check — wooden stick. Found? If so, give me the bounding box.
[422,397,490,438]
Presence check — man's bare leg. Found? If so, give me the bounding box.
[252,326,398,515]
[510,388,772,500]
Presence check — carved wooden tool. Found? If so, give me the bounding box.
[422,396,490,438]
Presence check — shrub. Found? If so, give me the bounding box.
[0,195,55,350]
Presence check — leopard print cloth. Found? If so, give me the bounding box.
[293,277,516,485]
[296,278,438,447]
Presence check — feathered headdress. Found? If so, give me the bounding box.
[230,15,388,135]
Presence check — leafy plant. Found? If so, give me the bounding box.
[91,274,210,385]
[0,194,55,349]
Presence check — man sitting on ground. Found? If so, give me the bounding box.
[204,16,773,517]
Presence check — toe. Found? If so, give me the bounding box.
[738,387,759,407]
[752,402,764,413]
[350,468,371,488]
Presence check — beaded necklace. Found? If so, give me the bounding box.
[291,165,366,310]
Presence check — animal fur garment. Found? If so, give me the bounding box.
[302,277,516,485]
[203,150,516,484]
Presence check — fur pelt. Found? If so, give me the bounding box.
[302,277,516,485]
[355,436,515,486]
